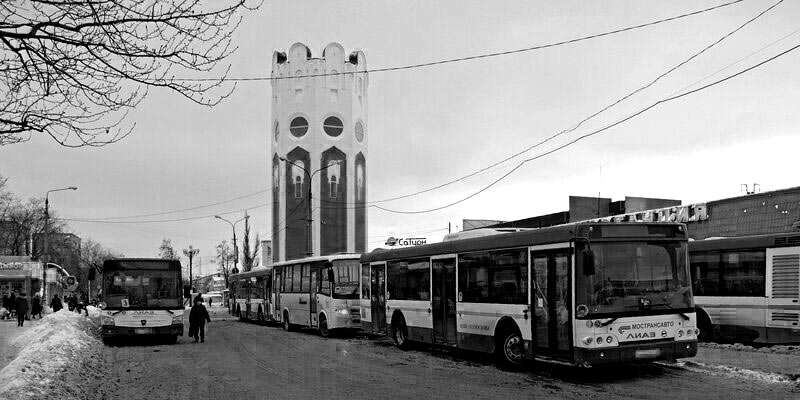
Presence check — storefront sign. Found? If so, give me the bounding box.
[384,237,427,247]
[0,262,42,278]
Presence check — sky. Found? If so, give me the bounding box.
[1,0,799,277]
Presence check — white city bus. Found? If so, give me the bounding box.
[272,254,361,337]
[98,258,184,344]
[689,232,800,343]
[230,268,274,322]
[361,222,698,368]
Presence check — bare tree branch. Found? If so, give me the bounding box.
[0,0,259,147]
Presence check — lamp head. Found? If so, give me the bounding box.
[68,187,77,190]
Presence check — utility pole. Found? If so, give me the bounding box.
[183,246,199,291]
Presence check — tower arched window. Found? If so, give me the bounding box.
[330,176,337,199]
[294,176,302,199]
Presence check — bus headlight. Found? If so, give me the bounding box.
[678,330,684,337]
[101,315,114,325]
[97,302,107,310]
[172,313,183,324]
[337,308,350,316]
[582,337,593,345]
[606,336,613,344]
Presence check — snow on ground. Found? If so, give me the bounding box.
[0,309,105,400]
[700,342,800,356]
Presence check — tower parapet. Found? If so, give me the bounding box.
[271,43,368,262]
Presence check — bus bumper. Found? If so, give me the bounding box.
[101,323,184,338]
[573,340,697,367]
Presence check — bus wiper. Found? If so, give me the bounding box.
[600,317,618,327]
[656,301,690,320]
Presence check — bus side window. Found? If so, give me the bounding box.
[321,267,332,296]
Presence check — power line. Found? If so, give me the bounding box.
[169,1,745,82]
[68,189,267,221]
[373,40,800,214]
[65,203,266,224]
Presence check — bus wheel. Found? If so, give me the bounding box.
[318,315,330,338]
[496,328,525,369]
[391,315,411,350]
[697,310,715,342]
[166,335,178,345]
[283,311,292,332]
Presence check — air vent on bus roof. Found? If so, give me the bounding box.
[774,235,800,246]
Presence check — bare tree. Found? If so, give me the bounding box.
[0,0,258,147]
[241,216,259,272]
[215,240,235,287]
[81,237,123,295]
[0,177,65,256]
[158,238,177,259]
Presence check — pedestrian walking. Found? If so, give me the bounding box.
[14,292,29,327]
[31,294,42,319]
[188,295,211,343]
[51,294,63,313]
[1,293,10,320]
[67,294,77,312]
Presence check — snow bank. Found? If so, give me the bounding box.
[0,310,104,400]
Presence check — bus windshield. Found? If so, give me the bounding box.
[103,269,181,308]
[332,259,359,299]
[575,241,692,317]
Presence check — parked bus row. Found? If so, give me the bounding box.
[230,222,700,368]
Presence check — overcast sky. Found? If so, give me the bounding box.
[1,0,798,275]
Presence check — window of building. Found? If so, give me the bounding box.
[458,249,528,304]
[330,176,337,199]
[323,116,343,137]
[289,117,308,138]
[355,121,365,142]
[387,258,430,301]
[294,176,302,199]
[690,250,765,297]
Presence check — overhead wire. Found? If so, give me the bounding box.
[373,40,800,214]
[168,1,745,82]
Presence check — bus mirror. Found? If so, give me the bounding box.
[183,285,191,299]
[582,250,596,276]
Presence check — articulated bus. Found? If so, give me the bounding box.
[272,254,361,337]
[230,268,274,322]
[98,258,184,344]
[689,232,800,344]
[360,222,698,367]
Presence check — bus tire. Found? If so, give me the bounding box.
[318,314,330,338]
[697,308,715,342]
[166,335,178,345]
[390,313,411,350]
[496,325,525,369]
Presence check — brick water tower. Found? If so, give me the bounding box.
[271,42,368,262]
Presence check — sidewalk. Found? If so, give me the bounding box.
[692,343,800,377]
[0,319,37,371]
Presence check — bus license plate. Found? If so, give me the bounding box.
[134,328,151,334]
[635,349,661,359]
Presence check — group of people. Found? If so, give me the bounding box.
[1,291,42,327]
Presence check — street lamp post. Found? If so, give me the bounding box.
[42,186,77,306]
[183,246,199,292]
[278,157,341,257]
[214,214,248,274]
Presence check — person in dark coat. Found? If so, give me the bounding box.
[31,294,42,319]
[188,295,211,343]
[15,292,29,327]
[51,294,63,313]
[67,294,77,312]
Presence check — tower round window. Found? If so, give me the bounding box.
[323,116,343,137]
[354,121,365,142]
[289,117,308,138]
[273,121,279,142]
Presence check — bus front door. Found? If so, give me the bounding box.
[274,269,282,321]
[531,249,572,359]
[432,256,457,345]
[371,263,387,333]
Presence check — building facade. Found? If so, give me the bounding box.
[271,42,368,262]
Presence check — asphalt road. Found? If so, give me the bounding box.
[100,309,799,400]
